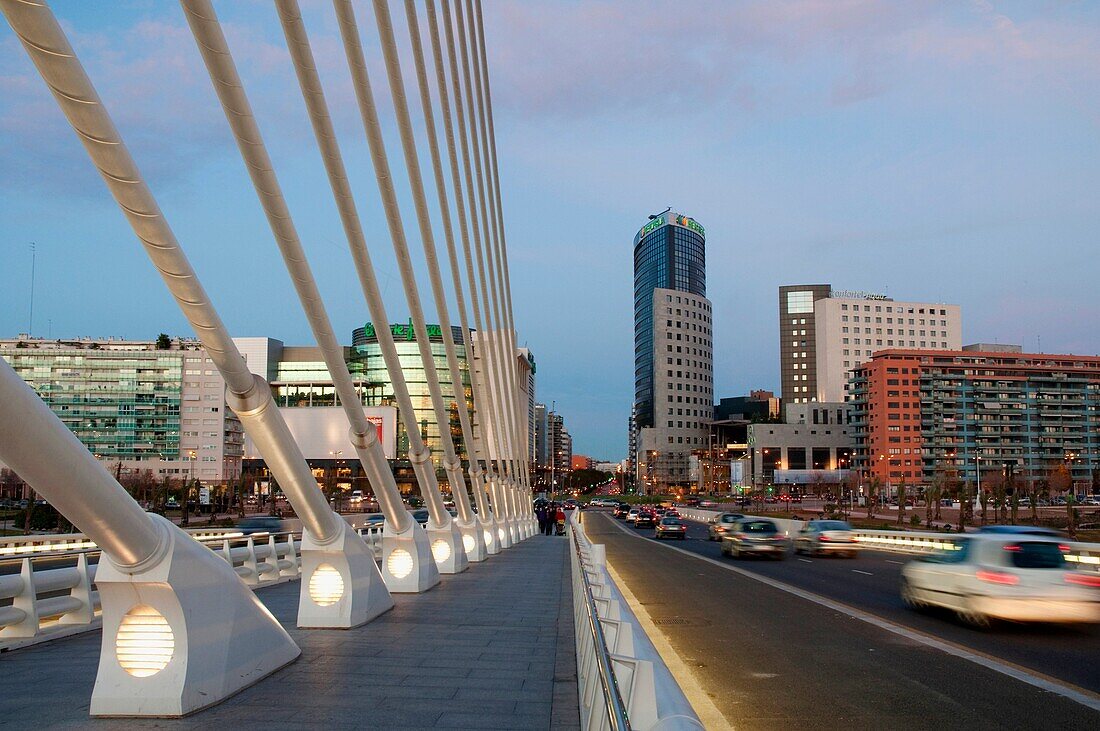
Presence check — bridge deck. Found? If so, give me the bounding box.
[0,535,578,730]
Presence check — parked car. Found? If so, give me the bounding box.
[707,512,745,541]
[720,519,788,559]
[238,516,285,535]
[655,517,687,540]
[901,534,1100,626]
[634,510,657,528]
[794,520,858,558]
[411,509,430,525]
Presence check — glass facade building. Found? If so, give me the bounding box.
[633,212,707,429]
[350,323,473,467]
[1,337,243,483]
[1,345,183,460]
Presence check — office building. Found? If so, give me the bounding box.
[0,335,243,483]
[633,210,713,489]
[780,285,961,405]
[547,411,571,486]
[714,390,780,422]
[849,347,1100,489]
[469,331,536,468]
[237,324,469,469]
[534,402,549,467]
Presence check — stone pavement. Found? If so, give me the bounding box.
[0,533,579,730]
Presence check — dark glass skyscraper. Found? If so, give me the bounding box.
[632,211,711,491]
[633,212,707,429]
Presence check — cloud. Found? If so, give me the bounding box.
[483,0,1100,119]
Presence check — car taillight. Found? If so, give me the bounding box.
[976,569,1019,585]
[1066,573,1100,587]
[1003,544,1021,552]
[819,535,830,542]
[1058,544,1072,553]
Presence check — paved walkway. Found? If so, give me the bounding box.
[0,534,578,730]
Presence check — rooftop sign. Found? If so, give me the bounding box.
[636,211,705,243]
[361,321,445,341]
[831,290,891,301]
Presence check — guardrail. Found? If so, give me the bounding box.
[0,523,386,648]
[674,507,1100,571]
[569,512,704,731]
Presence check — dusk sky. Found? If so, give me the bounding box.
[2,1,1099,461]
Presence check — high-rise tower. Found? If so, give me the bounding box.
[632,211,712,491]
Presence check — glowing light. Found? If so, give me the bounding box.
[432,539,452,564]
[115,605,173,678]
[498,528,506,542]
[308,564,345,606]
[462,534,476,553]
[483,530,493,546]
[387,548,414,579]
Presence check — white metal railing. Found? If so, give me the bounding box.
[569,513,704,731]
[0,523,387,646]
[675,508,1100,571]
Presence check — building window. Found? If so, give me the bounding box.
[786,291,815,314]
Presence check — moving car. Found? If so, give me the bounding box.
[613,503,631,519]
[794,520,858,558]
[655,517,687,540]
[720,519,788,559]
[626,508,641,523]
[900,534,1100,626]
[634,509,657,528]
[238,516,284,535]
[707,512,745,541]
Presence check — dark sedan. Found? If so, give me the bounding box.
[655,517,687,540]
[634,510,657,528]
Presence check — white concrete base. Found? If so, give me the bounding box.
[496,517,514,549]
[297,521,394,629]
[454,518,488,562]
[90,515,299,717]
[381,520,441,593]
[481,517,501,555]
[426,520,469,574]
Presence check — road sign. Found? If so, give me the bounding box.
[198,487,210,506]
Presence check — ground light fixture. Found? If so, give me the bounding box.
[462,534,476,554]
[115,605,174,678]
[308,564,345,607]
[432,539,453,564]
[387,548,415,580]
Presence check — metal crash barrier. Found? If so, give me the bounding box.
[569,512,704,731]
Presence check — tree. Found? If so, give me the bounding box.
[896,478,907,526]
[155,333,171,350]
[865,476,881,519]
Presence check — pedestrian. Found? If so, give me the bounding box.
[545,504,557,535]
[555,505,566,535]
[535,506,547,535]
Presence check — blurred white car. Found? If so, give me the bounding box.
[901,534,1100,626]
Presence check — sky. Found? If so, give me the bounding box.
[2,1,1100,461]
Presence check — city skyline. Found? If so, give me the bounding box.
[3,1,1100,460]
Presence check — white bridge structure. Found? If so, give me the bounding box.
[0,0,538,717]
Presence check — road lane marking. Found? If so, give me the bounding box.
[885,560,904,565]
[604,560,734,731]
[597,513,1100,713]
[797,558,813,563]
[852,569,874,576]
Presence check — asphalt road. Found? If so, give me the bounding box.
[583,510,1100,730]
